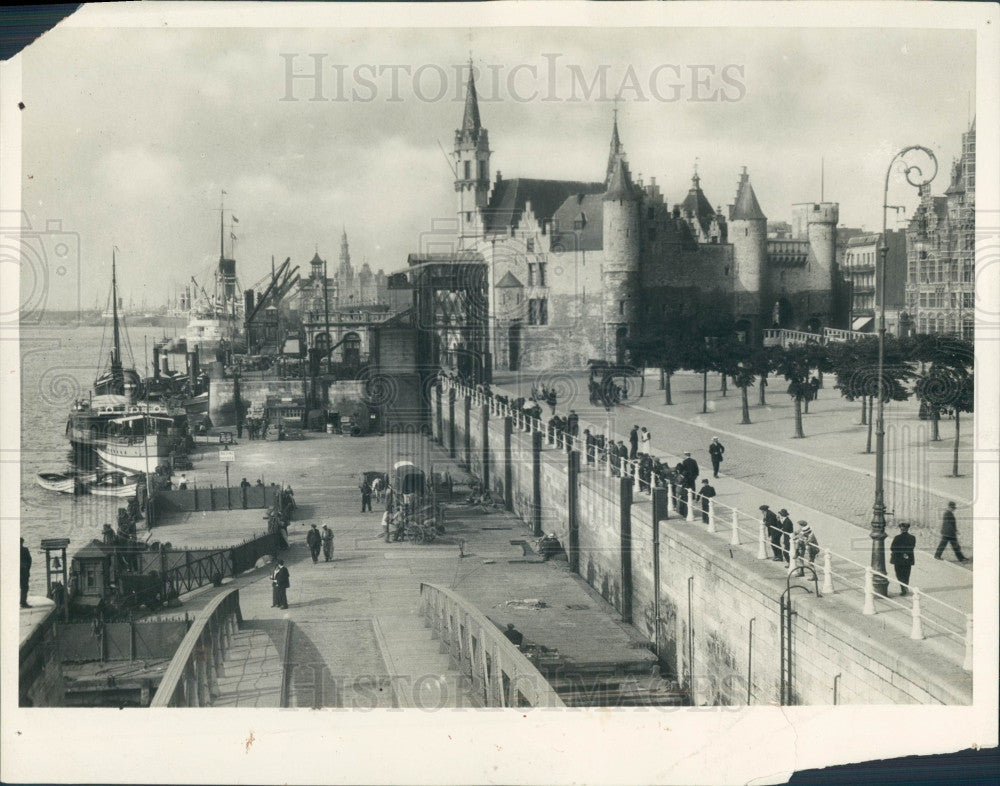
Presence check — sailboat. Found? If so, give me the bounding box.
[65,250,188,455]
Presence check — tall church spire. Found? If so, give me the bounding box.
[461,61,481,136]
[606,110,623,181]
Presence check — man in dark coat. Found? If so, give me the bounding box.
[778,508,795,565]
[20,537,31,608]
[567,410,579,437]
[934,501,967,562]
[708,437,725,478]
[760,505,783,561]
[271,559,290,609]
[698,478,716,523]
[360,478,373,513]
[680,451,699,489]
[889,521,916,595]
[306,524,322,563]
[583,429,595,464]
[674,463,688,516]
[628,426,639,459]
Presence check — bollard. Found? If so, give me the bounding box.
[822,550,834,595]
[707,499,716,533]
[909,590,924,640]
[668,483,677,514]
[963,614,973,672]
[730,509,740,546]
[756,521,768,559]
[685,488,695,522]
[862,567,876,615]
[633,463,641,494]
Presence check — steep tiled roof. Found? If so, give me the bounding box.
[482,178,604,232]
[550,193,605,251]
[462,69,481,134]
[604,155,637,202]
[730,169,767,221]
[681,173,718,233]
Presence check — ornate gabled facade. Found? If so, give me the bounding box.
[448,67,844,370]
[906,119,975,339]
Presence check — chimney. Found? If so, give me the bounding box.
[152,343,161,381]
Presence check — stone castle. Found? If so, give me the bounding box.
[449,67,845,370]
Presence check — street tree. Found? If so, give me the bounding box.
[910,334,974,442]
[750,345,781,406]
[775,345,813,438]
[950,371,974,477]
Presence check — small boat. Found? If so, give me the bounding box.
[88,471,141,498]
[36,470,96,495]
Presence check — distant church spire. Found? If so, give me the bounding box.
[606,109,623,181]
[461,61,481,136]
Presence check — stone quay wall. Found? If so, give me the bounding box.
[435,385,970,705]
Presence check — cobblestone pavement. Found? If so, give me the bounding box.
[493,370,978,554]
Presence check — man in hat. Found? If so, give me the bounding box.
[779,508,795,565]
[760,505,783,561]
[321,524,335,563]
[628,426,639,460]
[680,451,699,490]
[708,437,725,478]
[271,559,290,609]
[889,521,916,594]
[793,520,820,576]
[698,478,716,523]
[306,524,322,563]
[934,501,968,562]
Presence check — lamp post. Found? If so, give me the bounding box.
[871,146,937,596]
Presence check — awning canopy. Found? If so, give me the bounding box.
[852,316,874,331]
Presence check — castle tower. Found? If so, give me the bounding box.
[455,63,491,245]
[798,201,839,319]
[729,167,768,324]
[601,120,640,364]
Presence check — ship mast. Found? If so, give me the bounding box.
[110,248,124,393]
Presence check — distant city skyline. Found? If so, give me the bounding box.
[17,17,976,311]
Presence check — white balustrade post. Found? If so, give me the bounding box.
[707,499,716,533]
[862,567,876,615]
[963,614,973,672]
[822,550,834,595]
[685,488,695,522]
[605,449,613,477]
[668,483,677,514]
[909,590,924,640]
[756,520,768,559]
[633,462,641,494]
[729,509,740,546]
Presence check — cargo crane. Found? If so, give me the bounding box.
[244,257,300,354]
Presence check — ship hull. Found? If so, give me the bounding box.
[96,435,172,473]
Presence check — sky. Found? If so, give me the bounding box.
[17,18,977,312]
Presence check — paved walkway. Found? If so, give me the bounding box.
[489,373,973,663]
[143,433,655,708]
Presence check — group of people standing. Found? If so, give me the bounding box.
[759,504,820,575]
[305,523,335,563]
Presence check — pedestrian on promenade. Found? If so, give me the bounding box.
[360,478,373,513]
[639,426,651,453]
[629,426,639,459]
[385,483,396,514]
[709,438,725,478]
[680,451,699,490]
[567,410,579,437]
[934,501,968,562]
[255,478,264,487]
[779,508,795,565]
[240,477,251,491]
[889,521,916,595]
[760,505,783,561]
[792,520,819,576]
[698,478,715,523]
[546,388,557,415]
[306,524,322,563]
[20,537,31,608]
[271,559,290,609]
[673,463,687,516]
[503,623,524,647]
[583,429,594,464]
[371,475,383,502]
[321,525,335,562]
[178,473,188,490]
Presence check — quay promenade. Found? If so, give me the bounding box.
[134,433,662,708]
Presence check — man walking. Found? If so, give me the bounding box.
[698,478,715,523]
[708,437,725,478]
[934,501,968,562]
[759,505,782,562]
[271,559,290,609]
[321,525,335,563]
[628,426,639,460]
[889,521,916,595]
[778,508,795,565]
[680,451,699,491]
[360,477,373,513]
[306,524,322,563]
[20,537,31,608]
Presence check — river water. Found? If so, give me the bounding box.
[19,322,180,599]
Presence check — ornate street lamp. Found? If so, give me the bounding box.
[871,146,937,596]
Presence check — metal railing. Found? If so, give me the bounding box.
[441,380,972,670]
[419,583,565,708]
[149,588,243,707]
